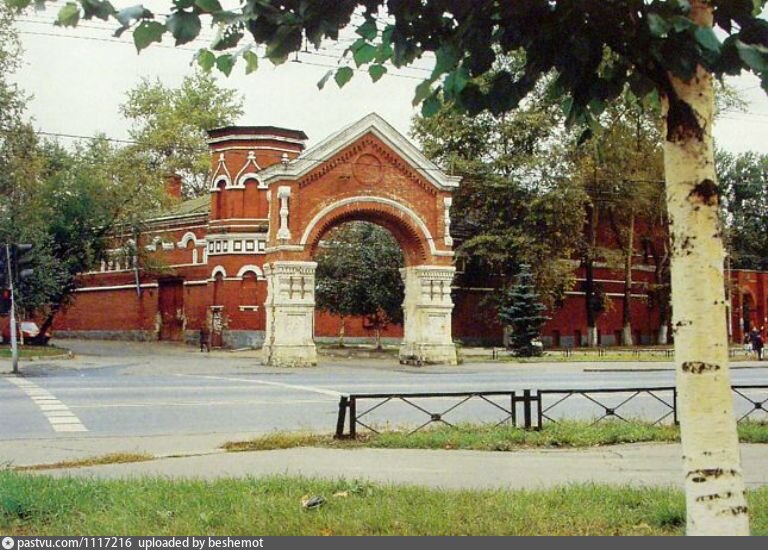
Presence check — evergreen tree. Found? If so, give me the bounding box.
[498,264,548,357]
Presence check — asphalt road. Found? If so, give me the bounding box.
[1,339,767,442]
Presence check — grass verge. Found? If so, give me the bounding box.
[6,471,768,535]
[16,453,153,472]
[0,345,69,359]
[222,420,768,453]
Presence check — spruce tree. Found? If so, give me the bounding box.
[498,264,549,356]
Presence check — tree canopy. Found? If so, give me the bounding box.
[121,71,244,198]
[315,222,404,348]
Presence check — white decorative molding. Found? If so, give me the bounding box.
[234,150,265,189]
[209,153,232,191]
[207,134,306,146]
[178,231,205,249]
[258,113,462,191]
[299,196,440,256]
[205,233,267,256]
[443,197,453,247]
[75,283,159,293]
[236,264,265,279]
[277,186,292,240]
[211,265,227,279]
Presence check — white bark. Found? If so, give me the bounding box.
[587,326,598,348]
[664,3,749,535]
[658,324,669,346]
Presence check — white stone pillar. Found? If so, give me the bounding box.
[399,265,457,365]
[262,261,317,366]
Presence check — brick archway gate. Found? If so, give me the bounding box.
[256,114,460,366]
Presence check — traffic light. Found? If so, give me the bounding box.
[12,243,34,280]
[0,287,10,317]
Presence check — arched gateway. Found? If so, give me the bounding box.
[207,114,460,366]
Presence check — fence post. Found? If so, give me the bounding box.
[535,391,543,430]
[523,389,532,429]
[511,391,517,427]
[349,396,357,439]
[335,396,349,439]
[672,388,678,426]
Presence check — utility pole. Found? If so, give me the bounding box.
[5,244,19,374]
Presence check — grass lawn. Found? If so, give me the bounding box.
[0,345,68,359]
[222,420,768,453]
[3,471,768,535]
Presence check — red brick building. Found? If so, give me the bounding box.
[51,113,758,352]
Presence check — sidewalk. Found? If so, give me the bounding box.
[4,434,768,491]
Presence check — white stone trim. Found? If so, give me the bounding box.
[178,231,204,249]
[277,186,292,240]
[207,134,306,146]
[234,151,265,189]
[183,280,209,286]
[443,197,453,247]
[209,153,232,191]
[211,266,227,279]
[206,233,267,256]
[75,283,159,293]
[258,113,461,190]
[299,196,441,256]
[209,145,299,154]
[237,264,265,279]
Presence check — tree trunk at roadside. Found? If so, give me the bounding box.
[621,213,635,346]
[584,202,599,347]
[664,1,749,535]
[338,317,346,348]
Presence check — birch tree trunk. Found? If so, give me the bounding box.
[622,213,635,346]
[663,1,749,535]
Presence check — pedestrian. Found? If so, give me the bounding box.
[744,332,753,355]
[200,326,210,352]
[751,328,764,361]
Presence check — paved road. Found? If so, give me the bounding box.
[1,339,766,451]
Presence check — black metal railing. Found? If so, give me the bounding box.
[334,384,768,438]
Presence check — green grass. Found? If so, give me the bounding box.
[0,345,68,359]
[223,421,768,453]
[0,471,758,535]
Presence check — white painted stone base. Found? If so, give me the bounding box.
[399,266,457,365]
[262,261,318,367]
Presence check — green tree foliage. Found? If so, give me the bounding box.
[498,264,549,356]
[718,150,768,270]
[315,222,403,349]
[120,71,244,197]
[411,87,585,308]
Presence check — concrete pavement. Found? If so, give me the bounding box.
[5,436,768,491]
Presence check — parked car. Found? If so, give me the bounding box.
[1,321,51,345]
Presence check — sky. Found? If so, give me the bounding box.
[9,3,768,154]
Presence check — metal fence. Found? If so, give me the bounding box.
[334,385,768,438]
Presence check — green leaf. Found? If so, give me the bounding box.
[353,43,377,67]
[116,5,152,27]
[735,40,768,73]
[216,54,235,76]
[56,2,80,27]
[211,29,244,51]
[5,0,33,9]
[81,0,116,21]
[670,16,694,33]
[647,13,672,37]
[412,80,433,106]
[334,66,354,88]
[421,94,442,118]
[694,26,721,53]
[196,48,216,71]
[194,0,222,12]
[166,11,202,46]
[317,70,334,90]
[368,64,387,83]
[243,50,259,75]
[443,66,469,97]
[133,20,165,51]
[432,45,459,78]
[356,19,378,41]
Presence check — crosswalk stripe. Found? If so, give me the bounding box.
[4,377,88,433]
